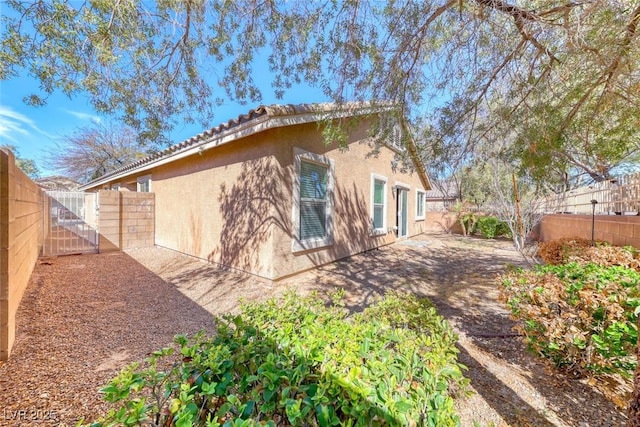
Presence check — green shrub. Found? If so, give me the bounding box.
[476,216,510,239]
[476,216,499,239]
[500,262,640,377]
[91,291,468,427]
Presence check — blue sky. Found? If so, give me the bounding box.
[0,69,328,176]
[0,2,334,177]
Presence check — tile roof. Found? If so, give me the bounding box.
[88,105,270,182]
[425,180,458,199]
[79,102,431,191]
[81,102,387,190]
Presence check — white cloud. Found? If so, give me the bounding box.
[0,106,56,143]
[65,109,101,123]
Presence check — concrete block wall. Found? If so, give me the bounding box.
[98,190,154,252]
[0,150,43,360]
[98,190,121,251]
[121,192,154,249]
[536,214,640,248]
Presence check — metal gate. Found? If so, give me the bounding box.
[42,191,99,256]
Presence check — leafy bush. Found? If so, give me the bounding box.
[500,262,640,377]
[91,291,468,427]
[476,216,510,239]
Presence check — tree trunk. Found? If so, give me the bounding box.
[512,174,525,249]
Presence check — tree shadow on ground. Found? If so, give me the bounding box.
[129,246,277,315]
[0,251,217,425]
[282,233,627,426]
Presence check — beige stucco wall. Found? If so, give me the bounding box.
[0,150,43,360]
[148,130,280,279]
[93,117,427,280]
[268,121,426,279]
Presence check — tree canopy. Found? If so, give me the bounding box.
[49,122,149,183]
[2,1,639,186]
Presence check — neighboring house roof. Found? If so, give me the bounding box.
[35,176,80,191]
[80,102,430,191]
[425,180,459,200]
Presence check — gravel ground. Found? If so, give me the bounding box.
[0,233,630,426]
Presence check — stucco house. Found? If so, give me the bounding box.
[80,103,430,280]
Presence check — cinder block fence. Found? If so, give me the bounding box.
[0,150,155,360]
[0,150,43,361]
[535,213,640,248]
[97,190,155,252]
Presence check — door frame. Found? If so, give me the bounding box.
[395,184,409,238]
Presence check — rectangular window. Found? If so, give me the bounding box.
[137,175,151,192]
[371,174,387,234]
[299,160,328,240]
[292,148,335,252]
[416,189,425,219]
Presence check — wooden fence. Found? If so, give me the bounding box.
[542,172,640,215]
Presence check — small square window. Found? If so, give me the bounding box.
[137,175,151,192]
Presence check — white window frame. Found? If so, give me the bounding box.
[111,183,121,191]
[292,148,335,253]
[137,175,152,192]
[370,174,388,236]
[416,189,426,220]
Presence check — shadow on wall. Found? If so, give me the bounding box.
[207,154,382,280]
[285,179,377,278]
[325,181,377,259]
[208,157,290,277]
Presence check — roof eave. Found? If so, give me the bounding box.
[80,102,390,191]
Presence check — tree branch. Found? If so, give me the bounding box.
[474,0,559,62]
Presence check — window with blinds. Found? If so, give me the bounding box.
[299,160,328,240]
[292,148,334,252]
[370,174,388,235]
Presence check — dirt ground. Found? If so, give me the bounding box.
[0,233,630,426]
